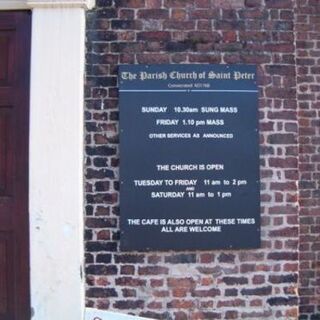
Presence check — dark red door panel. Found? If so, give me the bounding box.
[0,11,31,320]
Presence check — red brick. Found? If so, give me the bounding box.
[115,277,147,286]
[171,9,186,20]
[120,265,135,275]
[145,0,161,8]
[217,299,245,307]
[138,266,169,275]
[167,278,196,288]
[136,53,170,63]
[138,9,169,19]
[212,0,244,8]
[190,312,221,319]
[200,253,215,263]
[167,299,195,309]
[191,288,220,297]
[152,290,169,298]
[164,0,189,7]
[113,300,144,309]
[115,0,145,7]
[137,31,171,41]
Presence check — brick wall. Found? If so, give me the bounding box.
[84,0,306,318]
[296,0,320,319]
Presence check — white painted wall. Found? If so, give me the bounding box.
[29,7,85,320]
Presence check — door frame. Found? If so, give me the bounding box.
[0,0,95,319]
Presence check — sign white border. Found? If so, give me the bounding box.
[85,308,155,320]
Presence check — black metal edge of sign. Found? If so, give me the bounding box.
[118,64,260,252]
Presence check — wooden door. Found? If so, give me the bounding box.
[0,11,31,320]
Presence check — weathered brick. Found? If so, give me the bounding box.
[190,311,221,319]
[115,254,145,263]
[245,0,263,7]
[122,288,137,297]
[217,299,246,307]
[269,227,298,238]
[115,0,145,8]
[265,0,293,9]
[268,252,298,261]
[164,0,188,7]
[120,265,135,275]
[86,241,117,252]
[225,288,238,297]
[86,192,118,204]
[167,299,195,309]
[212,0,244,9]
[269,273,298,284]
[241,310,272,318]
[189,9,219,19]
[164,253,196,264]
[225,310,239,319]
[267,296,298,306]
[86,287,118,298]
[136,54,170,63]
[86,265,118,275]
[270,134,297,147]
[222,276,248,285]
[137,31,170,41]
[87,31,117,42]
[241,286,272,296]
[95,8,117,18]
[167,278,196,288]
[218,253,235,263]
[113,300,145,309]
[115,277,147,287]
[86,217,117,228]
[191,288,220,297]
[138,266,169,275]
[112,20,142,30]
[138,9,169,19]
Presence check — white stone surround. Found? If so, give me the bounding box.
[0,0,94,319]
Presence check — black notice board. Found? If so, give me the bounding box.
[119,64,260,251]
